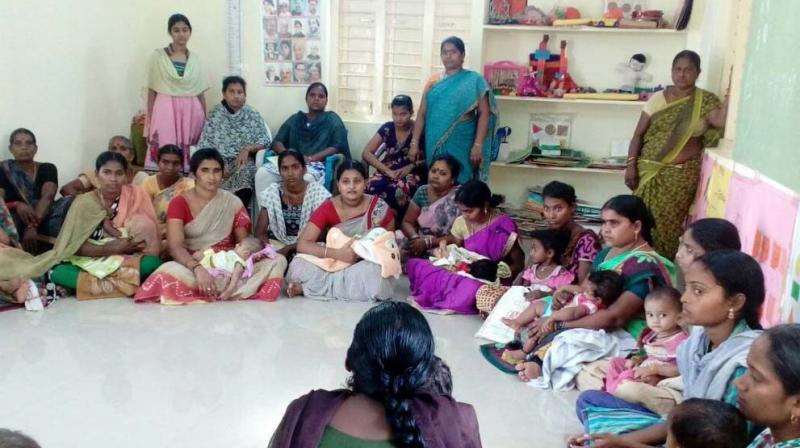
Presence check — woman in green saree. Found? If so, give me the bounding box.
[625,50,727,259]
[409,36,497,184]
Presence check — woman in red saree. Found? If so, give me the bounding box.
[135,149,287,304]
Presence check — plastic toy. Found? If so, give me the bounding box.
[484,60,527,96]
[617,53,653,92]
[524,35,578,97]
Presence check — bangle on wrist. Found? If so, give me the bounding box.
[324,245,328,258]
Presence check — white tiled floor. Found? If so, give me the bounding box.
[0,283,583,447]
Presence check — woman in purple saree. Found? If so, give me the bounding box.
[407,180,524,314]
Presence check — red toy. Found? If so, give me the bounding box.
[522,34,578,97]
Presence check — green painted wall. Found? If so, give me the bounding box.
[734,0,800,192]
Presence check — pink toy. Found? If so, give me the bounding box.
[525,35,579,97]
[484,60,528,96]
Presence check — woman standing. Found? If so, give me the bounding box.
[363,95,426,220]
[625,50,726,259]
[197,76,271,207]
[409,36,496,183]
[145,13,208,172]
[285,161,395,302]
[255,150,331,258]
[736,324,800,447]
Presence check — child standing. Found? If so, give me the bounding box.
[604,286,689,415]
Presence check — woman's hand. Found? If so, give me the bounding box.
[337,244,361,264]
[624,164,639,191]
[22,228,39,253]
[383,169,400,180]
[552,287,575,311]
[470,144,483,167]
[106,238,146,255]
[194,266,219,300]
[236,148,251,167]
[398,164,415,178]
[408,142,419,162]
[524,289,548,302]
[15,203,38,226]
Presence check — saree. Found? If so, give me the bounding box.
[197,103,271,194]
[0,197,20,247]
[285,195,395,302]
[424,70,497,183]
[141,175,195,234]
[562,228,601,279]
[407,214,517,314]
[416,185,460,238]
[274,110,351,160]
[578,321,759,436]
[268,389,482,448]
[0,186,159,298]
[634,88,722,259]
[134,189,287,304]
[258,181,331,246]
[749,429,800,448]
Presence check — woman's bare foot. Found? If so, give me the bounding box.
[501,317,522,331]
[286,282,303,298]
[14,280,31,304]
[516,362,542,382]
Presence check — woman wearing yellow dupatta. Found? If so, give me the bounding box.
[625,51,727,259]
[0,152,162,300]
[144,14,209,172]
[135,149,287,305]
[138,144,194,236]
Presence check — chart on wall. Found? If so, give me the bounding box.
[262,0,322,86]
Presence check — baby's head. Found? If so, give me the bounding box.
[666,398,747,448]
[583,270,623,307]
[644,286,683,335]
[469,259,498,282]
[528,228,570,266]
[234,237,263,259]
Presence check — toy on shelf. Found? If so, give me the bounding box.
[488,0,528,25]
[603,1,646,20]
[617,53,653,92]
[484,61,527,96]
[529,114,572,156]
[515,5,550,25]
[523,35,578,98]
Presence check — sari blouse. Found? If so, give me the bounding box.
[0,160,58,204]
[166,195,251,251]
[309,197,394,231]
[749,430,800,448]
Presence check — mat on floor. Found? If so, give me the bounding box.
[479,342,520,374]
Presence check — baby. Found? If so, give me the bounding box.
[604,286,688,415]
[503,270,623,332]
[193,237,263,300]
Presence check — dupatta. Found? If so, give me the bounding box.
[146,47,208,97]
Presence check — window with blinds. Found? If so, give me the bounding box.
[334,0,474,120]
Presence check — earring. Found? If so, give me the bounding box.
[792,415,798,425]
[728,308,735,320]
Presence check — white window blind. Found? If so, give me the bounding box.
[335,0,474,120]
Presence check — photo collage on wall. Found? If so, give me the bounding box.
[263,0,322,86]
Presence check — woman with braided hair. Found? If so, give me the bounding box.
[269,302,482,447]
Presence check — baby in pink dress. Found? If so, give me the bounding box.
[605,287,688,397]
[514,228,575,301]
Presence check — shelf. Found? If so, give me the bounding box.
[491,162,625,175]
[495,96,645,107]
[483,24,686,34]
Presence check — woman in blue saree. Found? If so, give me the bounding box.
[409,36,497,184]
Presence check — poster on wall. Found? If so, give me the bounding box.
[725,172,799,327]
[262,0,322,86]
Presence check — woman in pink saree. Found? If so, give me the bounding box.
[135,149,287,304]
[407,180,525,314]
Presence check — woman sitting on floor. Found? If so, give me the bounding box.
[60,136,148,198]
[0,128,60,253]
[285,160,395,302]
[399,154,461,259]
[255,82,350,194]
[269,301,481,448]
[135,148,287,304]
[138,144,195,236]
[571,250,764,445]
[0,152,161,299]
[197,75,271,207]
[406,180,525,314]
[362,94,426,222]
[255,150,330,259]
